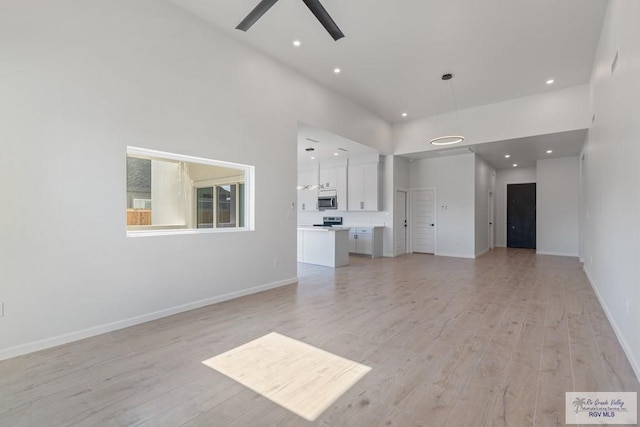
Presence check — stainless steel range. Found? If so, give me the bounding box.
[323,216,343,226]
[313,216,343,227]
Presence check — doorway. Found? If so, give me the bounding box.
[507,183,536,249]
[395,190,408,256]
[411,188,436,254]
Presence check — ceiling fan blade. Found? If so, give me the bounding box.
[236,0,280,32]
[301,0,345,41]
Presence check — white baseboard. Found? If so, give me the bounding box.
[583,266,640,383]
[383,252,395,258]
[435,252,475,259]
[495,244,506,248]
[475,248,490,258]
[536,250,579,257]
[0,277,298,362]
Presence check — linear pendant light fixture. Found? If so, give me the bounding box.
[429,73,465,146]
[297,147,322,190]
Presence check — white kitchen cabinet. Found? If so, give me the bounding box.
[348,162,380,211]
[348,227,383,258]
[319,166,336,189]
[297,168,318,212]
[297,229,305,261]
[297,227,349,267]
[319,165,347,210]
[348,231,358,253]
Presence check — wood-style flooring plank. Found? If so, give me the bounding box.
[1,249,638,427]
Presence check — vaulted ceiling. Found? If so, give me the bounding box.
[166,0,606,168]
[167,0,607,123]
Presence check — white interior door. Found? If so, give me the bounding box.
[411,188,435,254]
[395,190,407,256]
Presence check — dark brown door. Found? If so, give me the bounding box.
[507,183,536,249]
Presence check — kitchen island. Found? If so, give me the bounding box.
[297,226,350,267]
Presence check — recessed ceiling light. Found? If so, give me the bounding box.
[546,79,555,85]
[546,150,553,154]
[310,156,315,159]
[513,163,518,167]
[293,40,301,47]
[333,68,341,74]
[402,113,408,117]
[505,154,511,158]
[333,152,339,156]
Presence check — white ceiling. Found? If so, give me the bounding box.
[167,0,603,170]
[297,122,378,165]
[167,0,607,123]
[402,129,587,170]
[471,130,587,169]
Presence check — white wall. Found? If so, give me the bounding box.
[409,154,475,258]
[494,167,537,247]
[393,85,591,155]
[580,0,640,379]
[391,156,410,257]
[151,160,186,226]
[536,157,579,256]
[381,155,396,256]
[394,156,411,190]
[474,156,495,256]
[0,0,391,359]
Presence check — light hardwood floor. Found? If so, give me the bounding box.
[1,248,638,426]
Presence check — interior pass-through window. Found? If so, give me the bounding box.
[126,146,254,235]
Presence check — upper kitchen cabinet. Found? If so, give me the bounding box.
[319,165,338,190]
[297,167,318,212]
[348,158,381,211]
[319,165,347,210]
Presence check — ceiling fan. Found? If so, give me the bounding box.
[236,0,345,41]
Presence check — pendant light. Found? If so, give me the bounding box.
[296,147,324,190]
[429,73,465,146]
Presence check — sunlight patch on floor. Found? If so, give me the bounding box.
[202,332,371,421]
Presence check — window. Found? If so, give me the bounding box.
[195,183,245,229]
[126,147,254,235]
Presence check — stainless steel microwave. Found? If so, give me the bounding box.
[318,190,337,210]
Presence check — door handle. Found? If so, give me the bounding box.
[431,223,434,226]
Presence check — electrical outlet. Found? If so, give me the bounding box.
[273,257,278,267]
[0,302,4,318]
[625,297,630,315]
